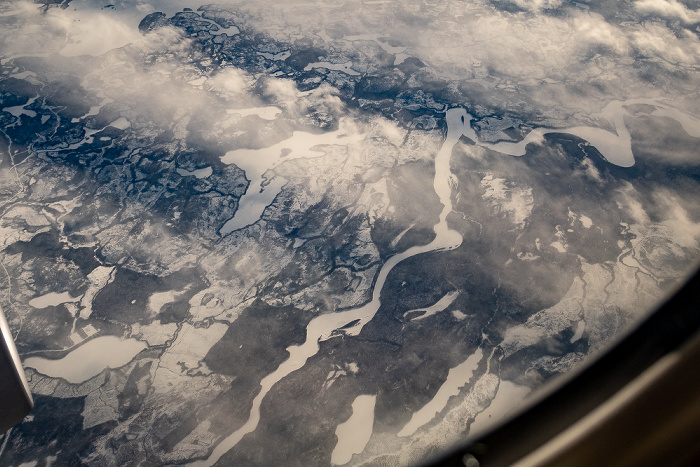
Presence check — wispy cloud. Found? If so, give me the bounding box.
[634,0,700,23]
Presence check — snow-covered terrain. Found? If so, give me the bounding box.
[0,0,699,465]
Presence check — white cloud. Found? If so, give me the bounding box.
[0,0,183,61]
[59,11,142,57]
[654,190,700,249]
[617,182,651,225]
[573,15,628,55]
[631,22,700,66]
[580,158,603,183]
[0,1,67,61]
[204,68,255,102]
[634,0,700,23]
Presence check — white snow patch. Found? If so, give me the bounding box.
[132,321,178,346]
[147,290,181,315]
[517,252,540,261]
[177,166,213,179]
[451,309,468,321]
[550,241,567,253]
[108,117,130,130]
[480,174,533,228]
[469,380,530,436]
[151,322,229,394]
[80,266,116,319]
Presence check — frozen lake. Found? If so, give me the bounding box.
[24,336,146,384]
[331,394,377,465]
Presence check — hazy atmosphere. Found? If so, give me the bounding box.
[1,0,699,465]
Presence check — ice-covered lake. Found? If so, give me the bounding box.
[24,336,146,384]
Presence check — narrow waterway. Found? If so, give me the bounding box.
[472,98,700,168]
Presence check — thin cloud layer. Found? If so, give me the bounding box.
[4,0,698,124]
[635,0,700,23]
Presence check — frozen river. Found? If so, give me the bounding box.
[189,108,471,466]
[467,99,700,168]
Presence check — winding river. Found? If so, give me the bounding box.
[466,99,700,167]
[190,108,471,466]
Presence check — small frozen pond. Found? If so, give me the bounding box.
[177,166,213,179]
